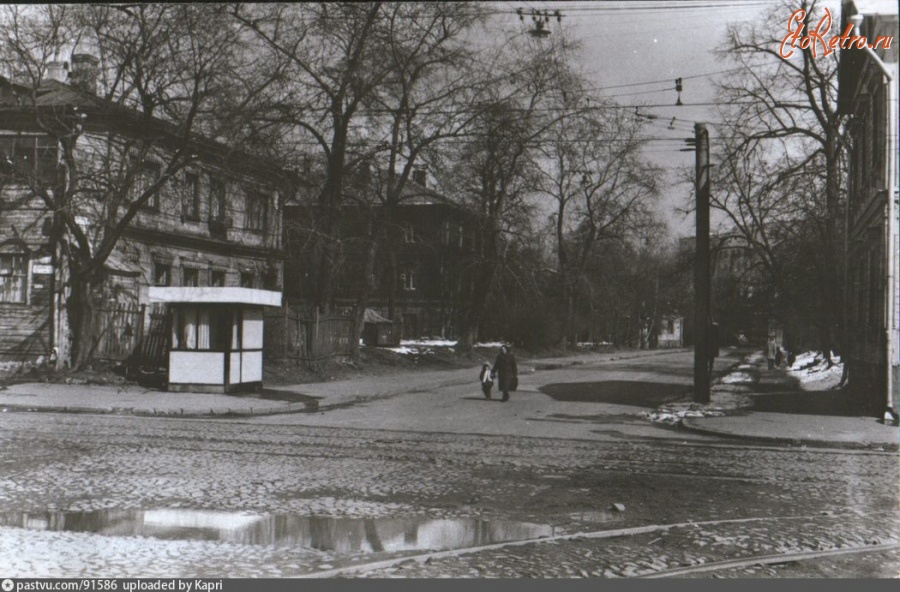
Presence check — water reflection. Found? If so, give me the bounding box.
[0,509,555,553]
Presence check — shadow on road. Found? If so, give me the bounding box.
[539,381,689,407]
[749,389,869,416]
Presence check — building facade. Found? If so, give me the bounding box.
[0,56,290,374]
[284,176,477,340]
[839,0,899,415]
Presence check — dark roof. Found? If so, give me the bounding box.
[284,171,466,213]
[0,78,296,185]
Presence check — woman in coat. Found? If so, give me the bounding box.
[491,345,518,402]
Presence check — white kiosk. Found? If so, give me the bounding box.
[148,287,281,393]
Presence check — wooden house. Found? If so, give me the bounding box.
[0,55,292,376]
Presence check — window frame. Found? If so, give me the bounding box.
[182,172,201,221]
[245,190,268,233]
[182,267,200,288]
[0,252,29,304]
[209,177,227,222]
[402,222,415,244]
[0,134,57,184]
[171,306,234,352]
[133,160,162,211]
[400,268,416,291]
[153,262,171,287]
[210,269,226,287]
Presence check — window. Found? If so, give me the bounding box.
[209,178,227,221]
[210,270,226,287]
[240,272,254,288]
[442,220,451,246]
[173,307,233,351]
[667,319,675,334]
[0,253,27,303]
[245,191,268,232]
[132,161,161,209]
[401,269,416,291]
[0,135,57,183]
[458,223,464,248]
[402,222,415,243]
[183,267,199,287]
[182,172,200,220]
[153,262,171,287]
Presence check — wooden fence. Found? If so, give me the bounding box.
[93,303,144,362]
[93,304,170,373]
[265,306,354,367]
[93,302,353,370]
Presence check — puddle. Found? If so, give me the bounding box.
[0,509,555,553]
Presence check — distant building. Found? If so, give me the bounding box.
[657,315,684,348]
[0,55,292,377]
[710,232,770,346]
[838,0,899,415]
[284,173,476,340]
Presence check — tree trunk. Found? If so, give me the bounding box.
[67,270,101,370]
[348,216,380,362]
[455,260,496,353]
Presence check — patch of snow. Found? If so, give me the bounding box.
[643,403,725,426]
[400,339,457,347]
[386,346,417,355]
[787,350,843,391]
[721,372,754,385]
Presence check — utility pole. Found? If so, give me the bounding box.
[688,123,711,403]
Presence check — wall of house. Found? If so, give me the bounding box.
[1,127,286,372]
[0,180,58,372]
[285,200,476,340]
[843,18,899,413]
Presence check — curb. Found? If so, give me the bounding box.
[0,400,315,419]
[680,416,899,452]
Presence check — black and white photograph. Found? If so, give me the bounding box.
[0,0,897,580]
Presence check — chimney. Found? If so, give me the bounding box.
[69,54,99,94]
[46,61,68,83]
[412,167,427,187]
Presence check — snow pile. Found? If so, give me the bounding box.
[383,339,512,355]
[721,371,754,385]
[787,350,843,391]
[385,338,461,355]
[642,403,726,426]
[401,339,457,348]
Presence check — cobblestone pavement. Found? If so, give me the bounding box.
[0,411,897,578]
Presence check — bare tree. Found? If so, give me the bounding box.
[434,32,568,352]
[231,3,395,314]
[538,100,661,348]
[339,2,488,357]
[714,0,846,359]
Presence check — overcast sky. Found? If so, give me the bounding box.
[493,0,842,238]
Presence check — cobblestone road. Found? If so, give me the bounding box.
[1,411,897,578]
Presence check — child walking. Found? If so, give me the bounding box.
[479,363,493,399]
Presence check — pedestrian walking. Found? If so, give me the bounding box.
[766,335,777,370]
[491,345,518,402]
[479,363,493,399]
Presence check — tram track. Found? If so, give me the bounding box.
[299,513,890,578]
